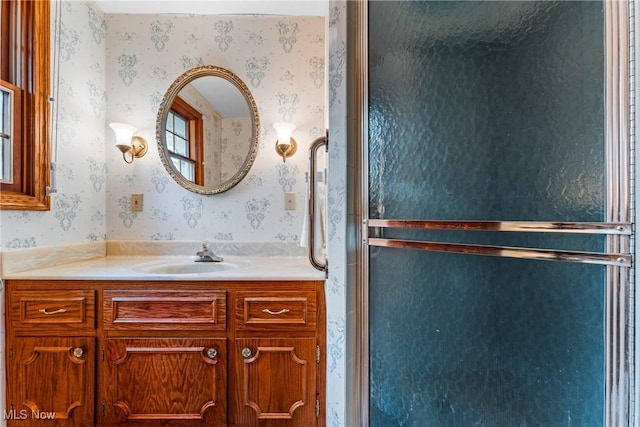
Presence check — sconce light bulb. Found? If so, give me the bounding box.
[109,122,137,145]
[109,122,148,164]
[273,122,295,144]
[273,122,297,162]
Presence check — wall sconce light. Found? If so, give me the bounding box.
[273,121,297,163]
[109,122,148,164]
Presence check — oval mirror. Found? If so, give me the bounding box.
[156,65,260,194]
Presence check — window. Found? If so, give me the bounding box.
[167,97,203,185]
[1,82,16,183]
[0,0,51,210]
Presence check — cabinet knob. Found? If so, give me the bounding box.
[206,348,218,359]
[241,347,252,358]
[72,347,84,358]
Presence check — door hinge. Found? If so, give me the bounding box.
[102,348,105,362]
[9,348,13,362]
[315,399,319,418]
[316,345,320,363]
[101,400,106,418]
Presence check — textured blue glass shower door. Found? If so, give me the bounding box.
[368,1,608,426]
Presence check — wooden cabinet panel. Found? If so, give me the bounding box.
[235,291,317,331]
[5,280,325,427]
[103,290,226,331]
[10,290,95,330]
[103,338,227,427]
[234,338,318,427]
[7,337,95,427]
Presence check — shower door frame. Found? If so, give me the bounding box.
[351,1,634,426]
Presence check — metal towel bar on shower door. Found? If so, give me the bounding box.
[367,219,632,267]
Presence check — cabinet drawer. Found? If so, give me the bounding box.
[235,291,317,330]
[10,290,96,329]
[103,290,226,331]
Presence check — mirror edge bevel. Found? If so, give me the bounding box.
[155,65,261,195]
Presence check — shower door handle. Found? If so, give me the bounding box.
[308,131,328,274]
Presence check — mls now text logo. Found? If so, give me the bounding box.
[4,409,56,420]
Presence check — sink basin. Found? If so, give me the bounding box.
[133,261,237,275]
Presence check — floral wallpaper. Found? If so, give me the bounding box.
[105,13,325,242]
[220,118,253,184]
[0,4,326,247]
[0,1,108,250]
[0,2,349,426]
[326,2,348,426]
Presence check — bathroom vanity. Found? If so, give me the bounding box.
[3,255,326,427]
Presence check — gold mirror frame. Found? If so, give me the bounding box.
[156,65,260,195]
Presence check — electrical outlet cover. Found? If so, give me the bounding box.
[131,193,143,212]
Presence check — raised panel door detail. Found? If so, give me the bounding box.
[9,337,95,427]
[235,338,317,427]
[103,290,226,331]
[103,338,227,426]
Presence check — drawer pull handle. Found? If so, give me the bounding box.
[206,348,218,359]
[242,347,252,358]
[39,308,67,315]
[72,347,84,358]
[262,308,290,315]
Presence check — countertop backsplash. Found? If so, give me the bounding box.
[0,240,308,276]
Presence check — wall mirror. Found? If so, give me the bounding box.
[156,65,260,194]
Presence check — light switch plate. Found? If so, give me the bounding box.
[284,192,296,210]
[131,193,143,212]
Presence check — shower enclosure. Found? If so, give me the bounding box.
[354,1,633,426]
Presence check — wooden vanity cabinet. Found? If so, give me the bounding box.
[101,289,228,427]
[232,290,322,427]
[4,280,325,427]
[5,287,97,427]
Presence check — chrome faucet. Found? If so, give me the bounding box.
[195,242,223,262]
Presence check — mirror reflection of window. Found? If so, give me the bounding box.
[175,81,224,188]
[166,97,204,185]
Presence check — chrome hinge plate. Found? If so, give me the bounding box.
[315,399,320,417]
[316,345,320,363]
[362,218,369,244]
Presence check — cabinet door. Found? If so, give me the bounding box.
[103,338,226,427]
[7,337,95,427]
[234,338,317,427]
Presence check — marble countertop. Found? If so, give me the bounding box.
[1,255,326,281]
